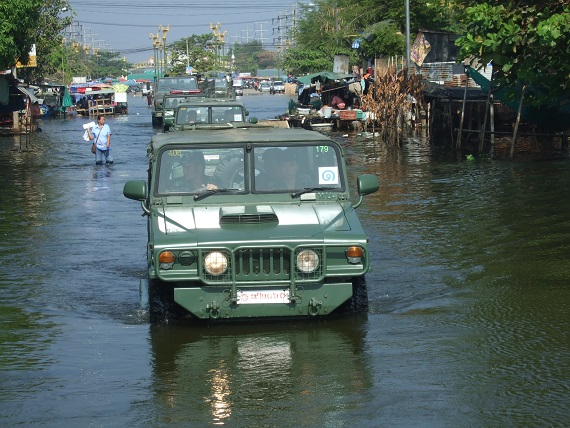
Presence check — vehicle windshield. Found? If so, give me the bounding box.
[156,77,198,92]
[155,144,344,196]
[175,106,244,125]
[214,78,228,88]
[163,96,196,109]
[253,144,343,193]
[156,147,246,195]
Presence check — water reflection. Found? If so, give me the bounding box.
[149,318,372,426]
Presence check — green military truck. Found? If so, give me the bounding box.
[152,76,201,127]
[161,94,208,131]
[169,99,249,131]
[123,127,379,322]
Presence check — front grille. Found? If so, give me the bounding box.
[236,248,290,280]
[200,247,324,284]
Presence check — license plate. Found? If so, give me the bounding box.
[237,289,290,304]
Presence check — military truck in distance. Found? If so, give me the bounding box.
[169,99,249,131]
[152,76,202,127]
[162,94,210,131]
[123,127,379,322]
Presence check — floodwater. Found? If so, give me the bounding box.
[1,93,568,427]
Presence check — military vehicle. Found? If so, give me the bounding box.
[161,94,207,131]
[152,76,201,127]
[202,76,235,99]
[123,127,379,322]
[169,99,249,131]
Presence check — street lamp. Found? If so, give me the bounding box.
[159,25,170,75]
[150,32,160,78]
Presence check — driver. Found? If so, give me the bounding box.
[170,151,218,192]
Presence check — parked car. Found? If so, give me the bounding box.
[270,80,285,94]
[233,79,243,96]
[123,127,379,322]
[259,81,272,92]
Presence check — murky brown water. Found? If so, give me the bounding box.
[1,94,568,427]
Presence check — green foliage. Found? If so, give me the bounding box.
[282,48,335,75]
[256,51,278,69]
[0,0,43,69]
[285,0,459,72]
[168,34,218,75]
[233,41,264,75]
[90,50,127,80]
[17,0,73,84]
[455,1,570,104]
[359,21,406,58]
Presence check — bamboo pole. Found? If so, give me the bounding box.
[510,81,527,159]
[457,68,469,150]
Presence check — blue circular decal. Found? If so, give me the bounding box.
[321,169,336,182]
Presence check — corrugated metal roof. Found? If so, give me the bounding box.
[18,86,38,103]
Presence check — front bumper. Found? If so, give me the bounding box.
[173,281,353,319]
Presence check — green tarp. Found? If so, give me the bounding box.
[469,67,570,132]
[297,71,353,85]
[60,87,73,112]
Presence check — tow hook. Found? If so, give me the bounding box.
[207,301,220,319]
[308,298,322,316]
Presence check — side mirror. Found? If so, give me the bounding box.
[357,174,379,196]
[123,180,147,201]
[353,174,379,208]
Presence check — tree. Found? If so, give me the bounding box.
[0,0,43,69]
[282,48,336,75]
[256,51,278,69]
[359,20,406,58]
[16,0,73,84]
[233,40,264,75]
[454,1,570,105]
[167,34,218,75]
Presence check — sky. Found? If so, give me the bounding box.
[66,0,310,64]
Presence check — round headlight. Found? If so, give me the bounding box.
[296,249,319,273]
[204,251,229,275]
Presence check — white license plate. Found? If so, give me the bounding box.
[237,289,290,304]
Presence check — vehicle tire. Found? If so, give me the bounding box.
[335,276,369,315]
[213,155,246,188]
[151,116,160,127]
[148,279,184,323]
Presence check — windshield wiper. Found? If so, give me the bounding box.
[193,188,241,201]
[291,187,338,198]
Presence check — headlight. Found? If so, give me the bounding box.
[204,251,229,275]
[165,111,174,117]
[296,249,319,273]
[345,246,363,264]
[159,251,175,270]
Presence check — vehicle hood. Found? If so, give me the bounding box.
[153,203,354,245]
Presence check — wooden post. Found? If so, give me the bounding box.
[457,68,469,150]
[479,70,493,153]
[489,93,495,149]
[448,101,454,147]
[510,81,527,160]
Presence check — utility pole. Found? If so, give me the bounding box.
[405,0,410,77]
[255,22,269,48]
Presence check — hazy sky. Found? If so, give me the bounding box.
[67,0,309,64]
